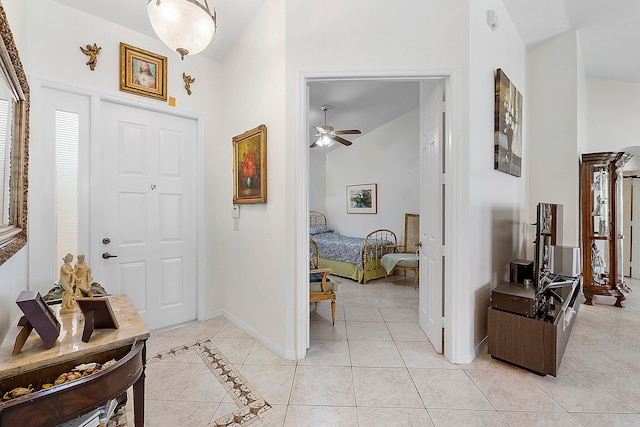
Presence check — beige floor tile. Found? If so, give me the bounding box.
[210,337,256,366]
[561,341,631,373]
[244,342,297,366]
[374,295,419,309]
[346,321,392,340]
[156,362,228,403]
[532,368,634,413]
[357,407,433,426]
[352,367,424,408]
[499,411,582,426]
[283,405,358,427]
[348,340,405,367]
[570,412,640,426]
[145,399,219,426]
[386,322,428,341]
[409,368,493,410]
[300,339,351,366]
[427,409,506,426]
[289,365,356,406]
[144,360,188,399]
[250,404,288,427]
[239,364,296,405]
[581,371,640,411]
[380,307,419,322]
[344,306,384,322]
[396,341,457,369]
[309,320,347,340]
[465,368,564,412]
[340,294,378,308]
[214,322,255,339]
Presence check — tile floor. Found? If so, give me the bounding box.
[141,274,640,426]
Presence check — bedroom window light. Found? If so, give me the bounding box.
[55,110,79,272]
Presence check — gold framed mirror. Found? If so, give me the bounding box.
[0,4,29,266]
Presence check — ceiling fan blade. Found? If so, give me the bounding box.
[335,129,361,135]
[310,138,320,148]
[332,135,353,146]
[314,125,334,133]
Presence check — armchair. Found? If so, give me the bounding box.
[310,238,338,325]
[381,213,420,288]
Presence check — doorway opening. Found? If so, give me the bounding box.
[297,73,456,361]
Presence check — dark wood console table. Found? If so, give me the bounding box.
[0,295,149,427]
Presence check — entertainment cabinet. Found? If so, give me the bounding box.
[488,278,580,376]
[488,202,581,376]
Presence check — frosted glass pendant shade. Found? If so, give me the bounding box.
[147,0,216,59]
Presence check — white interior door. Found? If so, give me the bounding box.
[419,81,444,353]
[630,178,640,278]
[95,101,197,330]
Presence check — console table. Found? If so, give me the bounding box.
[0,295,149,427]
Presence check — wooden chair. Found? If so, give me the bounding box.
[383,213,420,288]
[309,239,338,324]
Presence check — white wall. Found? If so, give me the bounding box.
[215,0,288,354]
[308,149,326,213]
[324,109,420,241]
[586,78,640,154]
[528,31,584,248]
[468,0,527,351]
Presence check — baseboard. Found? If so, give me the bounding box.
[454,336,488,364]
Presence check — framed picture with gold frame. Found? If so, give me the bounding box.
[119,42,167,101]
[233,124,267,204]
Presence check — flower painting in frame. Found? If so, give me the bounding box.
[494,68,523,177]
[233,124,267,204]
[346,184,377,214]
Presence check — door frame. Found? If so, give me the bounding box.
[30,78,206,325]
[295,70,465,362]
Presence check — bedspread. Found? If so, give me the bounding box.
[312,231,367,270]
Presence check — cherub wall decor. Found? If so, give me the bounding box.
[80,43,102,71]
[183,72,195,95]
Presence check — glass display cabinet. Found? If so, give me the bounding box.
[580,151,632,307]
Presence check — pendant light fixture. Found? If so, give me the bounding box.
[147,0,217,60]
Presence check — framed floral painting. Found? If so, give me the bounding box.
[119,42,167,101]
[233,124,267,204]
[494,68,522,177]
[346,183,377,214]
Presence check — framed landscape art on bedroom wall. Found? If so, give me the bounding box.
[494,68,522,177]
[346,184,377,214]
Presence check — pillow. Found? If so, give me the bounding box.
[310,225,333,235]
[310,272,330,282]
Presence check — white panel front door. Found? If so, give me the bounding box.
[96,101,197,330]
[420,81,444,353]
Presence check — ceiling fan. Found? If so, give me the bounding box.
[310,105,361,148]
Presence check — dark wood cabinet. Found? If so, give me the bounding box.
[488,280,581,376]
[580,152,633,307]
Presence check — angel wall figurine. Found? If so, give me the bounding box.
[80,43,102,71]
[183,72,195,95]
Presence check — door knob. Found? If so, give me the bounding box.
[102,252,118,259]
[416,242,423,247]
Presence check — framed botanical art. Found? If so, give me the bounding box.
[494,68,523,177]
[346,183,377,214]
[233,124,267,204]
[119,42,167,101]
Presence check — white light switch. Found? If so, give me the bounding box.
[232,205,240,218]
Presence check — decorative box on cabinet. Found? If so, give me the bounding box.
[580,152,633,307]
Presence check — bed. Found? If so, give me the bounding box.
[309,211,396,284]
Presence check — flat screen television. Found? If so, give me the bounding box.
[534,203,563,292]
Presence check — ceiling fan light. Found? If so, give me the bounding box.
[320,135,334,147]
[147,0,216,59]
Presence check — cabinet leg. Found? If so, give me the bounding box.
[614,295,626,308]
[584,292,594,305]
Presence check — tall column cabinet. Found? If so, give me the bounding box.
[580,151,633,307]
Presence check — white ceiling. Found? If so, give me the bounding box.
[51,0,640,148]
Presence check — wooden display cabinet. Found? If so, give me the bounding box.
[580,151,633,307]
